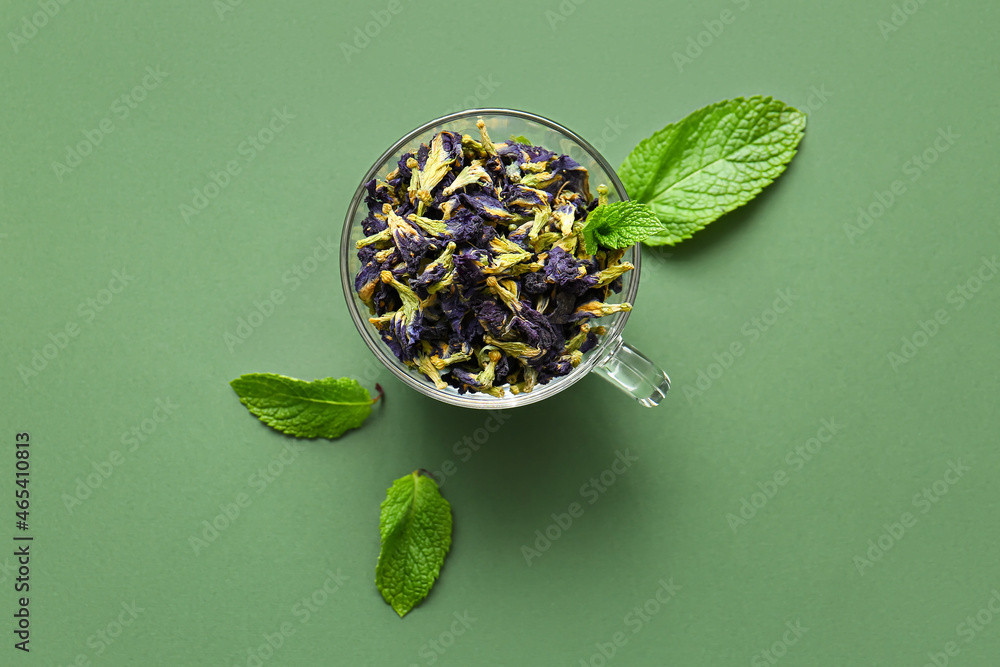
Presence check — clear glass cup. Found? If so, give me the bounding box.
[340,108,670,409]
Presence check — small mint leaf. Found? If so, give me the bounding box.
[376,470,453,617]
[582,201,663,254]
[619,96,807,246]
[230,373,380,439]
[509,134,532,146]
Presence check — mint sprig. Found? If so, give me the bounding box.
[582,201,664,254]
[619,96,806,246]
[376,470,453,617]
[230,373,381,439]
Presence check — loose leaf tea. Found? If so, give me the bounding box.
[230,374,381,439]
[619,96,806,245]
[376,470,453,617]
[354,120,637,396]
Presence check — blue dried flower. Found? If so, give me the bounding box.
[452,248,488,288]
[510,305,562,351]
[354,124,635,395]
[459,193,516,221]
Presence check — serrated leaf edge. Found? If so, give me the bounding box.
[623,96,807,246]
[375,471,452,618]
[229,374,375,439]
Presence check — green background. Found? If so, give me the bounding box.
[3,0,998,664]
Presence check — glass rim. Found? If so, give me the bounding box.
[339,107,641,408]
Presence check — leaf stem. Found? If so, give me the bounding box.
[372,383,385,404]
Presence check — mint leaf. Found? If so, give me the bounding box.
[619,96,806,246]
[230,373,381,439]
[376,470,453,617]
[509,134,532,145]
[582,201,664,255]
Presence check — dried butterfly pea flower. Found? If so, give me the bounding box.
[496,140,557,167]
[546,155,592,201]
[418,131,464,193]
[593,261,634,288]
[510,308,562,353]
[475,119,498,157]
[413,242,457,295]
[382,204,432,275]
[406,213,449,238]
[483,335,545,365]
[354,124,636,396]
[416,353,449,390]
[459,193,519,222]
[475,299,509,338]
[448,346,504,397]
[544,247,592,285]
[443,160,491,196]
[501,184,551,212]
[508,366,539,395]
[520,270,549,295]
[571,300,632,320]
[377,271,424,361]
[430,342,474,369]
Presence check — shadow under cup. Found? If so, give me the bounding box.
[340,109,669,409]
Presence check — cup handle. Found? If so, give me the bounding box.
[591,336,670,407]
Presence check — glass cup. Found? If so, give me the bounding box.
[340,108,670,409]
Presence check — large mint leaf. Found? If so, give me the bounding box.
[582,201,664,255]
[230,373,380,439]
[619,96,806,246]
[376,470,453,617]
